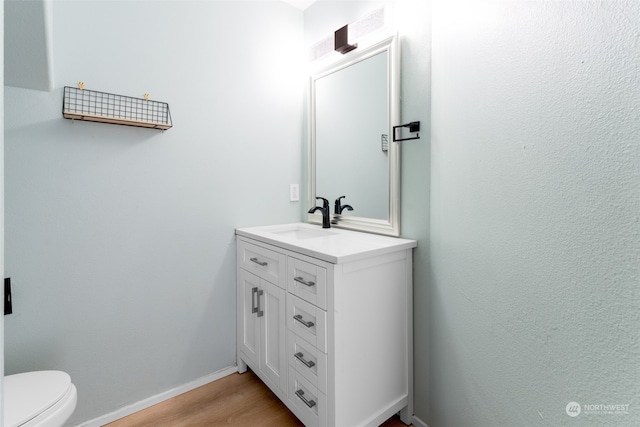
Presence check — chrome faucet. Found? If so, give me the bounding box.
[308,197,331,228]
[334,196,354,215]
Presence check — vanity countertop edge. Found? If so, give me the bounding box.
[235,222,417,264]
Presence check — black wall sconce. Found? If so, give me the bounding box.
[335,24,357,54]
[393,121,421,142]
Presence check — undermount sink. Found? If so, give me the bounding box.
[268,225,336,240]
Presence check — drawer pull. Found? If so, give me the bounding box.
[256,289,264,318]
[295,389,317,408]
[249,257,268,267]
[293,314,315,328]
[294,276,315,287]
[251,287,258,314]
[294,352,316,368]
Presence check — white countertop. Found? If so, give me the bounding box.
[235,222,417,264]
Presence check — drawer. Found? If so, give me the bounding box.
[288,366,327,427]
[238,239,286,288]
[287,257,327,309]
[287,330,327,393]
[287,294,327,353]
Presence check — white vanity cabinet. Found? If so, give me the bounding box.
[236,223,417,427]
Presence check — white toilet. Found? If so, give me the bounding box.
[4,371,77,427]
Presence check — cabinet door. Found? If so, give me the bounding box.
[261,280,287,393]
[238,269,261,368]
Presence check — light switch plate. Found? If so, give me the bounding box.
[290,184,300,202]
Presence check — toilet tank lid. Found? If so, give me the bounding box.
[4,370,72,427]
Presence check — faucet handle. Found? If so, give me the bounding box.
[316,196,330,209]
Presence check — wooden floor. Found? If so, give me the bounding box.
[105,370,412,427]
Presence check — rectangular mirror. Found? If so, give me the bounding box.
[308,34,400,236]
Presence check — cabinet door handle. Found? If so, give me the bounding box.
[251,287,258,314]
[295,389,317,408]
[293,314,314,328]
[294,276,315,287]
[249,257,268,267]
[294,352,316,368]
[256,289,264,318]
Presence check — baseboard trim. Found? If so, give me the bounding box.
[75,366,238,427]
[411,414,429,427]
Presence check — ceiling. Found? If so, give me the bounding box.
[281,0,317,10]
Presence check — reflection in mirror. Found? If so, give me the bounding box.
[309,34,400,236]
[316,51,388,220]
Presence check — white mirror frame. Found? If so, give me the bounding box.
[308,33,400,236]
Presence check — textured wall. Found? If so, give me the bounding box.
[430,1,640,425]
[4,1,303,424]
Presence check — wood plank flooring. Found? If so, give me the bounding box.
[105,370,412,427]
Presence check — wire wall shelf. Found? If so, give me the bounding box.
[63,86,172,130]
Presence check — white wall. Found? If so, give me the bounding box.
[4,1,304,424]
[430,1,640,426]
